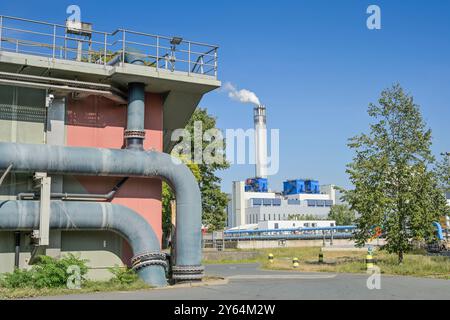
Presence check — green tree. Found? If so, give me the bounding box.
[162,108,229,241]
[436,153,450,194]
[186,108,230,231]
[344,84,447,263]
[328,205,356,226]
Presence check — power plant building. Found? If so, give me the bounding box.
[227,105,337,228]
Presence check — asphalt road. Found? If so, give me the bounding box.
[34,263,450,300]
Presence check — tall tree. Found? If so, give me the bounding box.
[162,108,229,241]
[436,153,450,194]
[344,84,447,263]
[328,205,356,226]
[186,108,230,231]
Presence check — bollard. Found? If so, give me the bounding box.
[292,257,299,268]
[318,251,324,264]
[366,247,375,270]
[268,253,274,264]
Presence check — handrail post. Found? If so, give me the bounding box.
[188,41,191,75]
[0,16,3,51]
[122,30,125,66]
[156,36,159,70]
[214,48,218,78]
[104,33,107,65]
[52,24,56,59]
[199,56,204,74]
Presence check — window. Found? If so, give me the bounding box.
[273,199,281,206]
[304,223,310,227]
[252,198,262,206]
[263,214,266,221]
[274,223,279,229]
[307,200,317,207]
[312,223,317,227]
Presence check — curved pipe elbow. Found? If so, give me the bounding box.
[0,200,167,287]
[0,142,203,279]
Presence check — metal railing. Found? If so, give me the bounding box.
[0,15,218,78]
[223,226,357,241]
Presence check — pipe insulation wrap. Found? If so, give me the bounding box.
[0,200,167,287]
[0,142,202,269]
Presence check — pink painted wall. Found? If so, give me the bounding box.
[66,93,164,260]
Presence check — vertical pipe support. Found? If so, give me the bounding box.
[14,231,20,268]
[34,172,51,246]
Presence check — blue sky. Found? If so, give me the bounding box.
[1,1,449,193]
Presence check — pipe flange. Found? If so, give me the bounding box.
[172,273,204,281]
[132,259,168,272]
[131,252,166,265]
[172,265,204,280]
[124,130,145,139]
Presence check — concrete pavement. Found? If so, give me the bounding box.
[32,263,450,300]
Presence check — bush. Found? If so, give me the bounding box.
[0,254,89,289]
[0,268,34,289]
[108,265,139,285]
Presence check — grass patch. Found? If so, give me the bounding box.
[203,247,450,280]
[0,279,150,299]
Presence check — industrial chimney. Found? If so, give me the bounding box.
[254,105,268,178]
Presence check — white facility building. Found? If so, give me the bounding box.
[227,180,337,228]
[226,104,338,229]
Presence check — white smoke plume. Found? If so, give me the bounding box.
[223,82,261,106]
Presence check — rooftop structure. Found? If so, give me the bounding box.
[0,14,220,151]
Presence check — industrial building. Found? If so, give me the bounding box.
[0,14,220,285]
[227,105,338,229]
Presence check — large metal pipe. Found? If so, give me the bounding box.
[0,142,203,280]
[0,200,167,286]
[125,82,146,150]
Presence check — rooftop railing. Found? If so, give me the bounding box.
[0,15,219,78]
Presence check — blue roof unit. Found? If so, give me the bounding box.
[245,178,268,193]
[283,179,306,195]
[284,179,320,195]
[305,180,320,194]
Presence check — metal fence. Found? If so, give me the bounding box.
[0,15,218,78]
